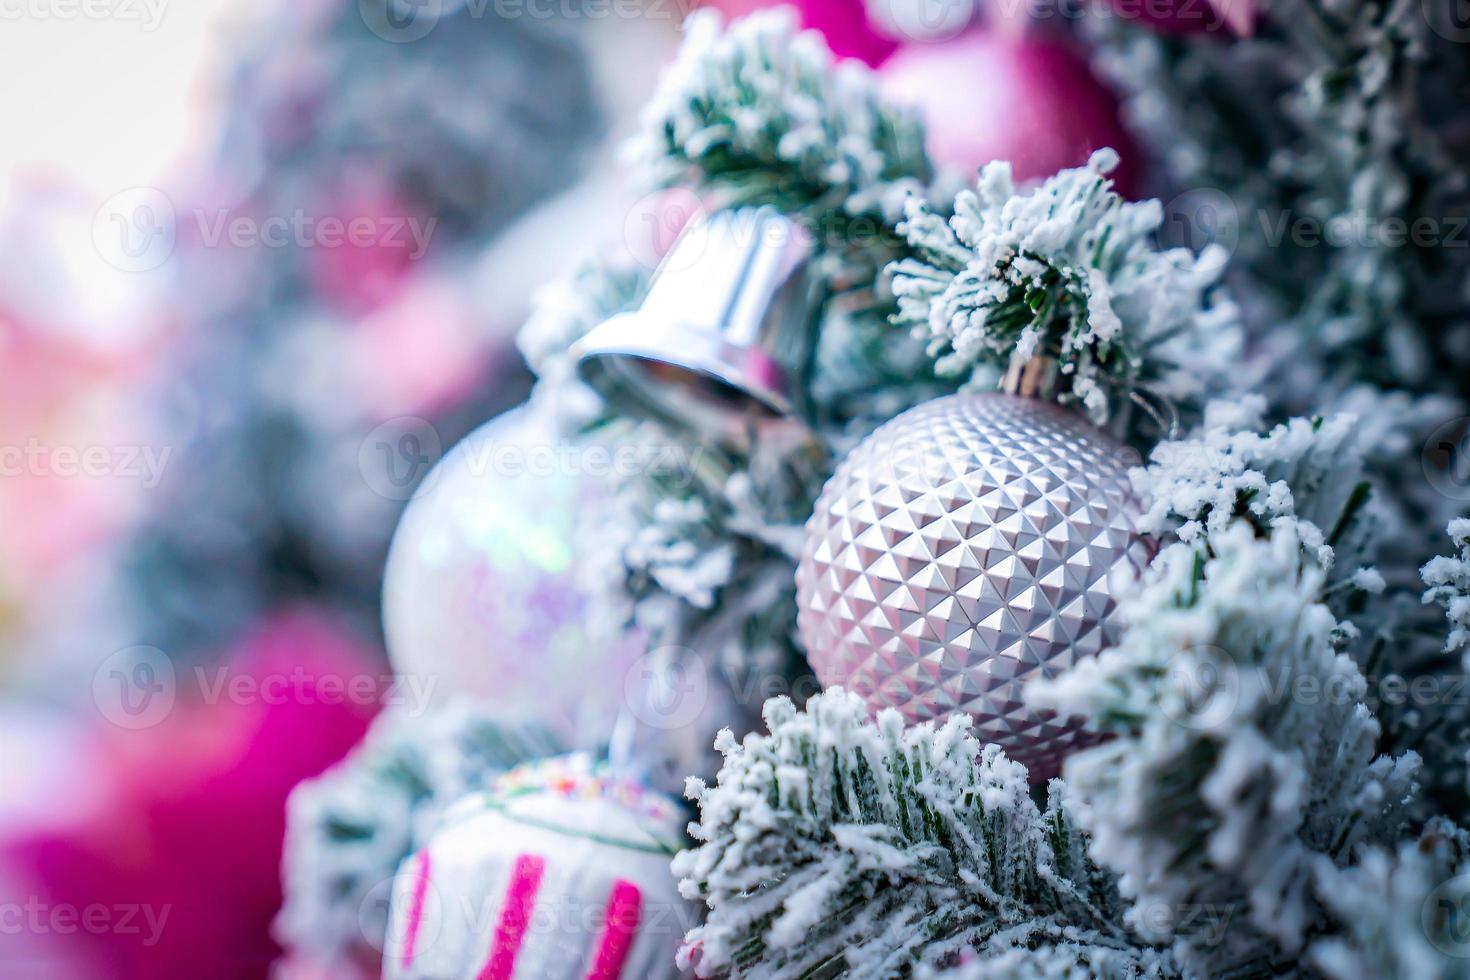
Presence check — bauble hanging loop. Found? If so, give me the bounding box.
[573,207,817,440]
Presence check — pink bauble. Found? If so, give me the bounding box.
[702,0,900,66]
[878,30,1139,197]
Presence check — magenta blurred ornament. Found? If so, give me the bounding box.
[0,609,376,978]
[702,0,901,66]
[795,391,1148,781]
[1106,0,1254,36]
[878,29,1140,197]
[382,404,645,745]
[307,179,425,316]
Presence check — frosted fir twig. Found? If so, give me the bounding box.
[1131,396,1374,574]
[674,690,1161,978]
[1087,0,1470,397]
[630,9,932,236]
[921,943,1173,980]
[275,704,561,959]
[1308,818,1470,980]
[584,420,827,687]
[1324,386,1467,584]
[515,248,808,686]
[1422,519,1470,666]
[889,151,1242,424]
[1028,524,1420,977]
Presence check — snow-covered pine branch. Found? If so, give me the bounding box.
[921,944,1171,980]
[1309,818,1470,980]
[1130,396,1376,581]
[517,251,647,388]
[1087,0,1470,397]
[516,12,959,689]
[1423,519,1470,667]
[1027,524,1420,977]
[674,690,1166,978]
[888,151,1241,424]
[630,9,932,233]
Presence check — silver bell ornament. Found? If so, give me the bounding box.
[574,206,817,441]
[795,360,1149,781]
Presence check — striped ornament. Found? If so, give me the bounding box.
[384,756,692,980]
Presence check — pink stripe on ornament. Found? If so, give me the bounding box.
[401,849,433,970]
[477,853,546,980]
[583,879,643,980]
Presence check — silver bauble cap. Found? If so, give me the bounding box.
[573,207,815,433]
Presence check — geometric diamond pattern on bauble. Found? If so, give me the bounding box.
[795,392,1149,781]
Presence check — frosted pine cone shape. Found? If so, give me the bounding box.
[796,393,1148,780]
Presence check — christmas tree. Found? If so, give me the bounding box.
[281,6,1470,977]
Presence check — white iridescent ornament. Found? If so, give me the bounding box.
[795,383,1148,781]
[382,755,691,980]
[381,404,644,744]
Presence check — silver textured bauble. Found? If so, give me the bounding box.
[795,392,1148,780]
